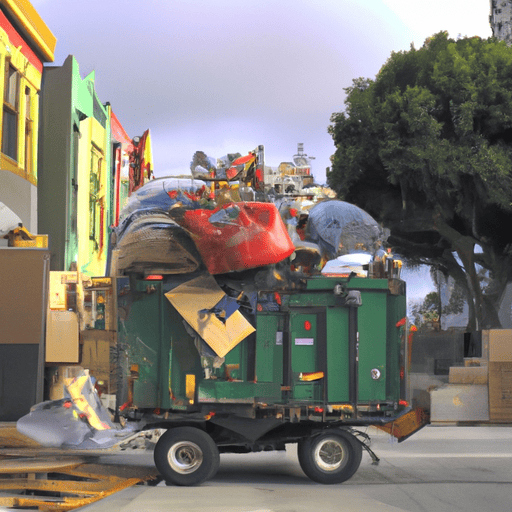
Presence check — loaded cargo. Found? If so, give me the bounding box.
[18,148,429,486]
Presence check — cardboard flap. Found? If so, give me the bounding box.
[165,274,255,357]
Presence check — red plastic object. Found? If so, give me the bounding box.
[181,202,295,274]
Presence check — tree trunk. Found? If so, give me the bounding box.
[435,217,483,331]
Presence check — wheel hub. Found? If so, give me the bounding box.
[315,439,345,472]
[168,441,203,474]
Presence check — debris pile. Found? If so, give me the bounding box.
[110,175,388,368]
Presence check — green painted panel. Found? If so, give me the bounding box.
[326,307,350,402]
[223,341,245,381]
[198,381,280,402]
[167,301,202,406]
[357,290,388,401]
[255,313,283,384]
[118,279,202,409]
[386,293,407,400]
[293,383,322,400]
[305,276,389,291]
[290,312,317,374]
[288,293,337,307]
[119,283,162,408]
[290,312,319,400]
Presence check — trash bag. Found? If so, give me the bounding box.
[177,202,295,274]
[306,200,384,260]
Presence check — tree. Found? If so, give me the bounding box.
[408,269,466,330]
[328,32,512,331]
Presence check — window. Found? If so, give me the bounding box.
[89,146,105,254]
[2,63,19,161]
[25,87,33,176]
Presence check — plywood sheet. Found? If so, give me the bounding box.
[165,274,255,358]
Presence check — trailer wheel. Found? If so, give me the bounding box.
[153,427,220,486]
[297,429,362,484]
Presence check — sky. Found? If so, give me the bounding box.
[32,0,493,187]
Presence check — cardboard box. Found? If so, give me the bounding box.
[449,365,488,384]
[46,310,79,363]
[488,362,512,422]
[80,330,115,383]
[430,384,489,422]
[464,358,487,367]
[487,329,512,362]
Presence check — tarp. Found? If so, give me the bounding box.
[306,200,384,260]
[117,178,206,233]
[178,202,295,275]
[114,213,201,274]
[165,274,255,358]
[321,253,373,277]
[17,370,136,449]
[113,178,209,274]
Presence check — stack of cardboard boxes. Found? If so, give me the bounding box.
[431,329,512,423]
[487,330,512,422]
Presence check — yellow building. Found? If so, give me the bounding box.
[0,0,56,233]
[38,57,111,278]
[77,88,110,278]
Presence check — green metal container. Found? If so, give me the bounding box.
[117,274,406,415]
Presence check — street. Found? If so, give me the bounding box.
[74,425,512,512]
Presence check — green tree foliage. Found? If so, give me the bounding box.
[328,32,512,330]
[409,292,441,330]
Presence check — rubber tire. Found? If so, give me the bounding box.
[154,427,220,486]
[297,429,362,484]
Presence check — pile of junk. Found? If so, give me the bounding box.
[17,152,393,450]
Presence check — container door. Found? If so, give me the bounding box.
[255,312,284,385]
[325,306,352,403]
[289,309,325,402]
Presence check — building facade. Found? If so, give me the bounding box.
[38,55,153,278]
[490,0,512,43]
[0,0,55,233]
[38,55,111,277]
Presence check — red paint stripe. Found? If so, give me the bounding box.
[111,110,132,145]
[0,10,43,73]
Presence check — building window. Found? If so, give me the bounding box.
[89,146,104,254]
[2,63,19,161]
[24,87,33,176]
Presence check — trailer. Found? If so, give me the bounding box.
[114,265,420,486]
[17,178,428,487]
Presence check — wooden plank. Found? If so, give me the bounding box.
[0,457,84,473]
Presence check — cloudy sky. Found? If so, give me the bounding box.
[33,0,492,186]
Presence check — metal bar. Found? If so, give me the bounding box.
[348,307,359,416]
[37,252,51,403]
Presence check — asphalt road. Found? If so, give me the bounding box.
[75,425,512,512]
